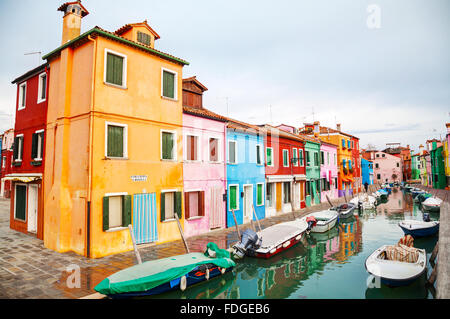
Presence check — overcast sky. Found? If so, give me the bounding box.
[0,0,449,153]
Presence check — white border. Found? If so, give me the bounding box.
[18,82,26,110]
[104,48,128,89]
[14,134,24,162]
[161,67,178,101]
[208,136,222,163]
[37,72,47,104]
[161,129,177,161]
[34,130,44,161]
[228,140,238,164]
[105,122,128,159]
[282,149,289,167]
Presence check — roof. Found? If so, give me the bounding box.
[299,125,359,140]
[115,20,160,40]
[57,1,89,17]
[182,76,208,92]
[262,124,321,144]
[226,117,264,135]
[182,105,227,122]
[11,63,48,84]
[42,26,189,66]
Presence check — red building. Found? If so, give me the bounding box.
[261,124,307,216]
[351,136,361,192]
[8,63,49,240]
[1,129,15,198]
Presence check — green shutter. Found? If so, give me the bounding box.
[162,132,173,159]
[122,195,132,227]
[107,125,124,157]
[102,197,109,231]
[266,148,272,165]
[13,137,19,160]
[15,185,27,221]
[229,186,237,210]
[160,192,165,222]
[257,184,263,205]
[31,133,38,159]
[175,192,182,219]
[106,53,124,86]
[163,71,175,98]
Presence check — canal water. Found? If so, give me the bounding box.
[149,188,438,299]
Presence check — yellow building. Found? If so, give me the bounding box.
[42,2,189,258]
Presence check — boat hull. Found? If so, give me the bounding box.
[311,217,338,233]
[249,232,304,259]
[422,203,440,212]
[399,224,439,238]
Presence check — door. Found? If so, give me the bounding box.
[243,185,253,223]
[209,187,225,229]
[27,185,38,233]
[133,193,158,244]
[294,182,301,210]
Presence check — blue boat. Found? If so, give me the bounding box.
[398,214,439,238]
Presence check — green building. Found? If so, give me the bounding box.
[431,144,446,189]
[305,140,321,206]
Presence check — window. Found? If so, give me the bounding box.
[375,163,379,169]
[137,31,151,46]
[306,151,310,166]
[334,154,337,165]
[18,82,26,110]
[283,182,291,203]
[209,138,219,162]
[104,49,127,88]
[334,177,338,186]
[396,162,399,167]
[228,140,237,164]
[306,181,310,196]
[106,123,127,158]
[299,149,304,166]
[229,185,239,211]
[37,72,47,103]
[161,130,176,160]
[161,191,182,221]
[283,149,289,167]
[185,191,205,219]
[186,135,199,161]
[342,139,346,148]
[327,152,330,165]
[256,144,263,165]
[256,183,264,206]
[162,68,177,100]
[2,156,5,168]
[320,151,324,165]
[13,135,24,162]
[292,148,298,166]
[102,194,132,231]
[266,147,273,166]
[376,154,380,158]
[14,184,27,221]
[342,159,346,168]
[314,152,319,166]
[31,130,45,161]
[377,174,381,179]
[266,183,274,207]
[348,140,351,149]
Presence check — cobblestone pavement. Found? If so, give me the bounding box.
[0,197,347,299]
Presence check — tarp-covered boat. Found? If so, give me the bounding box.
[416,192,432,203]
[331,202,357,218]
[95,243,235,298]
[422,197,442,212]
[365,236,426,287]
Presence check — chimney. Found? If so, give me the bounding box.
[419,144,424,154]
[313,121,320,137]
[58,1,89,44]
[336,123,341,132]
[446,123,450,134]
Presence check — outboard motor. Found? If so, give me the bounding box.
[423,213,430,222]
[231,229,262,260]
[306,216,317,233]
[357,200,362,213]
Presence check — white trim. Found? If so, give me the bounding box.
[256,182,265,206]
[104,48,128,89]
[160,129,177,161]
[282,149,289,167]
[104,192,128,197]
[292,148,298,167]
[266,147,274,167]
[184,133,201,162]
[37,72,47,104]
[105,121,128,159]
[18,82,26,110]
[14,134,24,162]
[228,184,239,211]
[298,149,304,167]
[242,184,253,221]
[34,130,44,161]
[228,140,238,164]
[256,144,263,165]
[14,183,27,222]
[161,67,178,101]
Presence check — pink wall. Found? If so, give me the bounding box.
[373,151,403,184]
[320,143,338,199]
[182,113,227,237]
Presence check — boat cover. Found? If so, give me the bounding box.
[95,244,235,295]
[382,244,419,263]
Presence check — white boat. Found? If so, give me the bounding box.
[398,219,439,238]
[350,194,377,210]
[422,197,442,212]
[365,244,426,287]
[301,210,339,233]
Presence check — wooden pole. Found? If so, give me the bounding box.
[128,224,142,264]
[175,213,190,253]
[430,241,439,265]
[325,194,333,208]
[231,209,241,239]
[427,263,438,285]
[252,204,262,232]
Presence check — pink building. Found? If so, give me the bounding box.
[182,77,228,237]
[320,141,338,200]
[371,151,403,184]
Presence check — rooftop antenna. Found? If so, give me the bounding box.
[24,51,42,66]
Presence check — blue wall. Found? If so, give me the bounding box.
[361,158,373,185]
[226,129,265,227]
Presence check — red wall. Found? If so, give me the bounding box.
[264,134,306,176]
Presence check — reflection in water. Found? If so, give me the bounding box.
[142,188,437,299]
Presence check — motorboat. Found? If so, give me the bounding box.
[398,214,439,238]
[301,210,339,233]
[350,194,376,211]
[416,192,432,203]
[422,197,442,212]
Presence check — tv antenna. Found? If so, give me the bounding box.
[24,51,42,66]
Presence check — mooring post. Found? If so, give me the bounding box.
[430,241,439,265]
[252,205,262,232]
[175,213,190,254]
[231,209,241,239]
[128,224,142,265]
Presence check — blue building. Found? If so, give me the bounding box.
[361,158,374,186]
[226,120,265,227]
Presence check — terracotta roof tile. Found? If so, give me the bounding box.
[182,106,227,122]
[115,20,160,40]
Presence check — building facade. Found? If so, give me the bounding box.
[361,158,373,186]
[1,129,14,198]
[319,141,338,200]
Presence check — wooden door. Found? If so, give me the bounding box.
[27,185,38,233]
[209,187,225,229]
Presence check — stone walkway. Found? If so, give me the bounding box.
[0,197,346,299]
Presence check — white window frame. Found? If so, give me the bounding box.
[104,48,128,89]
[299,149,304,167]
[18,82,26,110]
[2,156,5,168]
[292,148,298,167]
[228,184,239,211]
[160,189,179,222]
[104,192,128,232]
[283,149,289,167]
[161,67,178,101]
[185,133,201,162]
[228,140,238,164]
[14,183,27,222]
[266,147,274,167]
[160,129,177,161]
[14,134,24,162]
[256,144,263,165]
[208,136,221,163]
[34,129,45,161]
[37,72,47,104]
[256,182,265,206]
[105,122,128,159]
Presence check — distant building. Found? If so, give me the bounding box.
[361,158,373,186]
[362,150,402,184]
[1,129,14,197]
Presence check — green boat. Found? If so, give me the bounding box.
[95,242,235,298]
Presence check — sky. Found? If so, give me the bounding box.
[0,0,449,153]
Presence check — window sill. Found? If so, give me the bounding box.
[105,226,128,233]
[18,107,26,111]
[37,99,46,104]
[12,161,22,167]
[161,96,178,102]
[31,160,42,166]
[104,82,127,90]
[161,158,177,162]
[104,156,129,160]
[162,218,176,223]
[186,216,204,221]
